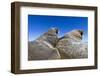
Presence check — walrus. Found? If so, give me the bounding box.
[28,28,61,60]
[56,30,88,59]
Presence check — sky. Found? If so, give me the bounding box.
[28,15,88,42]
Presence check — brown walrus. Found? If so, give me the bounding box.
[28,28,61,60]
[56,30,88,59]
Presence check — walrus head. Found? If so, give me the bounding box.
[64,30,83,41]
[37,27,59,47]
[46,27,58,35]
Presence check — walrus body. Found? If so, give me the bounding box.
[28,28,61,60]
[56,30,88,59]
